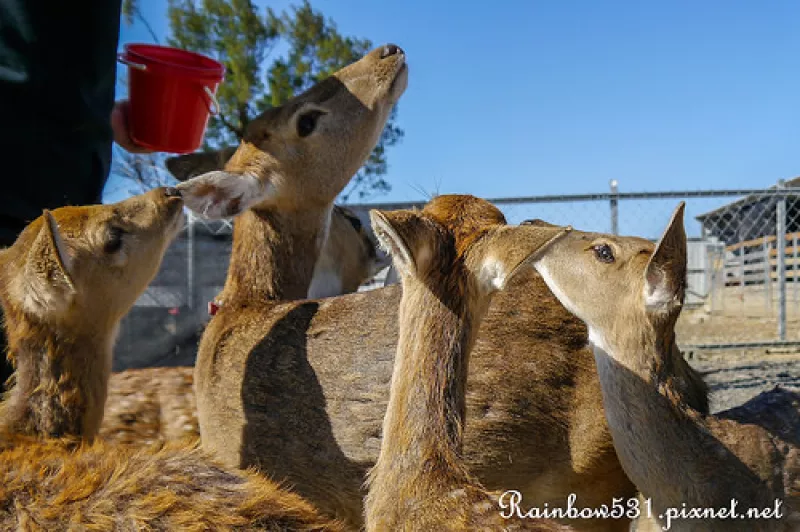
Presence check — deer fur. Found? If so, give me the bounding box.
[182,51,707,532]
[365,194,572,531]
[532,204,800,531]
[0,190,344,531]
[100,366,198,446]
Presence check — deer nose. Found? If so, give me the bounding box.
[163,187,182,198]
[380,44,403,58]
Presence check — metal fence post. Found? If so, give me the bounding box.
[776,180,787,340]
[709,244,725,314]
[738,248,745,309]
[764,239,772,313]
[794,233,799,308]
[609,179,619,235]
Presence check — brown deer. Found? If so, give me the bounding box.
[531,203,799,531]
[182,57,705,532]
[364,194,572,531]
[96,45,404,449]
[0,190,344,530]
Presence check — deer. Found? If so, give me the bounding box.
[178,53,706,532]
[530,203,800,531]
[96,46,401,449]
[0,188,345,531]
[364,194,573,531]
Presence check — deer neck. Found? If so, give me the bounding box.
[0,318,116,441]
[591,315,744,511]
[221,203,332,304]
[368,276,487,522]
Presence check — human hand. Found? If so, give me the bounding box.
[111,100,154,154]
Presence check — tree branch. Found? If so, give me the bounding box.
[135,7,161,44]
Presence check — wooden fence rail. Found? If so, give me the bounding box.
[723,232,800,287]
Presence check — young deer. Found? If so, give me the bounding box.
[531,203,799,531]
[160,44,407,529]
[96,45,404,449]
[0,190,343,530]
[365,195,572,531]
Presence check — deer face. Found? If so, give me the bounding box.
[0,187,185,327]
[178,44,408,218]
[531,203,687,351]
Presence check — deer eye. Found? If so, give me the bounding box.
[593,244,615,263]
[296,110,325,138]
[104,227,125,254]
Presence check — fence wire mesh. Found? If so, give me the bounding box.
[114,180,800,370]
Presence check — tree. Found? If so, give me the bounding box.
[167,0,403,201]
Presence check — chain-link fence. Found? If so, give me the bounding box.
[114,179,800,370]
[114,212,233,370]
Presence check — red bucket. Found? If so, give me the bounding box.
[118,44,225,153]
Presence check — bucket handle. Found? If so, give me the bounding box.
[117,53,146,71]
[203,86,220,115]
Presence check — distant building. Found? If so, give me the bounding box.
[695,178,800,246]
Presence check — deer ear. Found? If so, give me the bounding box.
[478,224,571,291]
[165,147,237,181]
[369,209,436,277]
[177,170,271,219]
[644,202,687,310]
[22,211,76,315]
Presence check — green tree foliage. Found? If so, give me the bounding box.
[166,0,403,201]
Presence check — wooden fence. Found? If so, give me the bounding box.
[723,232,800,287]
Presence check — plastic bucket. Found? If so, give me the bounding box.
[118,44,225,153]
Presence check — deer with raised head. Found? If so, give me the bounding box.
[181,54,706,532]
[168,43,407,528]
[0,190,344,530]
[365,194,572,531]
[96,47,400,449]
[531,203,799,531]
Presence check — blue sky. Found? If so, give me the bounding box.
[109,1,799,236]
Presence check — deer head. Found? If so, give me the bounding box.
[531,203,688,353]
[0,187,185,331]
[177,44,408,218]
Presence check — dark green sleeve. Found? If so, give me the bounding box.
[0,0,122,245]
